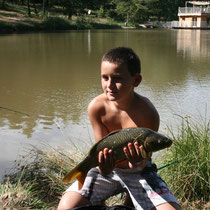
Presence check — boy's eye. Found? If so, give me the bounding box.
[101,75,123,82]
[113,77,122,82]
[102,75,108,80]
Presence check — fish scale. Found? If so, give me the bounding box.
[89,128,150,157]
[62,127,172,183]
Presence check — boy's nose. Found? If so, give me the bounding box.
[107,78,114,88]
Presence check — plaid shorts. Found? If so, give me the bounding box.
[66,164,179,210]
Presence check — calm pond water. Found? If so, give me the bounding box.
[0,29,209,179]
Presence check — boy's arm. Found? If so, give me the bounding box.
[88,100,116,175]
[88,99,108,142]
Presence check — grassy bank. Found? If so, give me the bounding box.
[158,116,209,209]
[0,3,124,33]
[0,116,209,209]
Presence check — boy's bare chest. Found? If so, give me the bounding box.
[101,109,144,132]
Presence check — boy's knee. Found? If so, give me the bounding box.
[152,202,181,210]
[58,191,90,210]
[57,192,72,210]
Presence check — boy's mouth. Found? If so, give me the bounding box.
[107,91,117,95]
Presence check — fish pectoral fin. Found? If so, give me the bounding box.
[75,171,82,179]
[140,147,152,159]
[77,172,87,185]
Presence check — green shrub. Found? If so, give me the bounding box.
[41,17,73,30]
[0,21,14,33]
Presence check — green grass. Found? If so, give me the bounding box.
[158,116,209,209]
[0,116,209,208]
[0,146,85,209]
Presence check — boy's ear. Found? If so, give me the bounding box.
[133,75,142,87]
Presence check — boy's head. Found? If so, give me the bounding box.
[102,47,141,76]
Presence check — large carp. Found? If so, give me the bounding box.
[62,127,172,183]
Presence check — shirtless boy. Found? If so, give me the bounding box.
[58,47,180,210]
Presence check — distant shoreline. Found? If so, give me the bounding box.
[0,17,123,34]
[0,4,164,34]
[0,5,125,34]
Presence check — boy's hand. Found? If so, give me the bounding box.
[98,148,115,175]
[123,142,148,169]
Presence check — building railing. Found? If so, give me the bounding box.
[178,7,210,14]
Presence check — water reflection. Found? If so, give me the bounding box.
[0,30,209,137]
[0,32,103,138]
[0,29,209,179]
[177,30,210,58]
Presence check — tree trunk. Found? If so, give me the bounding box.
[33,1,38,16]
[1,0,6,8]
[43,0,45,15]
[27,0,31,16]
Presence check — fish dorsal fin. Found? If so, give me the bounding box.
[88,129,121,156]
[102,127,138,138]
[105,129,121,136]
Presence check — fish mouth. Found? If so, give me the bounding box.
[144,137,173,152]
[166,138,173,147]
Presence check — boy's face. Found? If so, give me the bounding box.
[101,61,141,101]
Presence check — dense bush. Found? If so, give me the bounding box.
[41,17,74,30]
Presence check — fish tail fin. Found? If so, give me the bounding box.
[62,156,92,183]
[62,165,83,183]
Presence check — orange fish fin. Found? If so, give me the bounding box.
[77,172,88,190]
[62,166,81,183]
[76,172,87,183]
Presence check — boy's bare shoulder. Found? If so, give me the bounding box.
[136,93,157,111]
[135,93,160,131]
[88,94,106,115]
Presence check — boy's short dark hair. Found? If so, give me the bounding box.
[102,47,141,76]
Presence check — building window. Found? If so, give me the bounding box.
[207,18,210,25]
[193,17,197,26]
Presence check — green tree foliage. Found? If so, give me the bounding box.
[1,0,6,8]
[1,0,189,22]
[58,0,104,19]
[61,0,82,19]
[112,0,148,23]
[147,0,187,21]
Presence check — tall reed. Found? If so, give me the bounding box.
[159,116,209,209]
[1,146,84,208]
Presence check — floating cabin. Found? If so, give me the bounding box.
[176,1,210,29]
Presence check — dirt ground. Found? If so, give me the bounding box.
[0,8,41,26]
